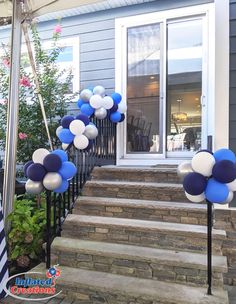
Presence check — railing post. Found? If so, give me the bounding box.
[207,135,213,295]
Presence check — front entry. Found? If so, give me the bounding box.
[116,4,214,165]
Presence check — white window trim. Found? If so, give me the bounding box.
[115,1,229,165]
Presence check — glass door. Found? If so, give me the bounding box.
[166,18,205,155]
[126,23,164,155]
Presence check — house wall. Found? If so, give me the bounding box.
[230,0,236,152]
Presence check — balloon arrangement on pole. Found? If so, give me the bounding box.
[178,148,236,204]
[24,148,77,194]
[78,86,126,123]
[56,114,98,151]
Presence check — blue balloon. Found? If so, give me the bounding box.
[111,92,122,104]
[81,103,95,116]
[110,111,121,123]
[59,161,77,180]
[49,268,56,275]
[205,178,229,203]
[54,179,69,193]
[24,160,34,177]
[27,163,47,182]
[214,148,236,163]
[77,99,85,109]
[43,154,62,172]
[51,149,68,162]
[61,115,74,129]
[58,129,74,144]
[76,114,90,126]
[212,160,236,183]
[183,172,207,195]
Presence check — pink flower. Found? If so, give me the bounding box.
[18,132,28,140]
[2,58,10,68]
[20,76,31,87]
[54,24,62,34]
[0,99,7,105]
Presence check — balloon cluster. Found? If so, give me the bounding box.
[56,114,98,150]
[24,148,77,194]
[46,265,61,279]
[78,86,127,123]
[179,149,236,204]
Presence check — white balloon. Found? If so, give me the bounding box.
[227,179,236,191]
[191,152,215,177]
[69,119,85,136]
[74,134,89,150]
[84,124,98,140]
[56,126,63,137]
[222,191,234,204]
[62,143,69,150]
[80,89,93,102]
[32,148,50,165]
[25,179,44,194]
[185,191,205,203]
[90,94,103,109]
[43,173,62,191]
[118,102,127,114]
[102,96,114,110]
[95,107,107,120]
[93,85,105,96]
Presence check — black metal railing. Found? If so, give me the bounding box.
[46,118,116,268]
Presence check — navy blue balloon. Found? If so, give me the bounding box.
[197,149,213,155]
[205,178,229,203]
[111,92,122,104]
[58,129,74,144]
[81,103,94,116]
[214,148,236,163]
[110,111,121,123]
[77,99,85,109]
[54,179,69,193]
[212,160,236,183]
[119,114,125,122]
[43,154,62,172]
[24,160,34,177]
[61,115,74,129]
[51,149,68,162]
[183,172,207,195]
[76,114,90,126]
[27,163,47,182]
[59,161,77,180]
[110,104,118,113]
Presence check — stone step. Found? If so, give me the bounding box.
[91,166,180,183]
[83,180,188,202]
[32,263,229,304]
[51,237,227,287]
[62,215,226,254]
[74,196,207,225]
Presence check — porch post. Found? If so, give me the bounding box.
[2,0,23,225]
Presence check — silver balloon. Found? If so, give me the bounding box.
[177,161,193,181]
[56,126,63,137]
[93,85,105,96]
[80,89,93,102]
[84,124,98,140]
[25,179,44,195]
[95,107,107,120]
[43,173,62,191]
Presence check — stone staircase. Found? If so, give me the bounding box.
[35,166,229,303]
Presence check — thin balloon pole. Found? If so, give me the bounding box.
[207,199,212,295]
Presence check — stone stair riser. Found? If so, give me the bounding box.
[74,204,207,225]
[51,249,223,287]
[83,184,188,202]
[62,225,223,255]
[92,169,180,184]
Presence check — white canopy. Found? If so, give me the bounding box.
[0,0,104,18]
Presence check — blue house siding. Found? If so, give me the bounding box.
[230,0,236,151]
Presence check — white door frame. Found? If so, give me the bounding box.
[115,2,229,166]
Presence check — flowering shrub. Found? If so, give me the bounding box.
[0,23,74,163]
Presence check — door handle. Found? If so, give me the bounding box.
[201,95,206,107]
